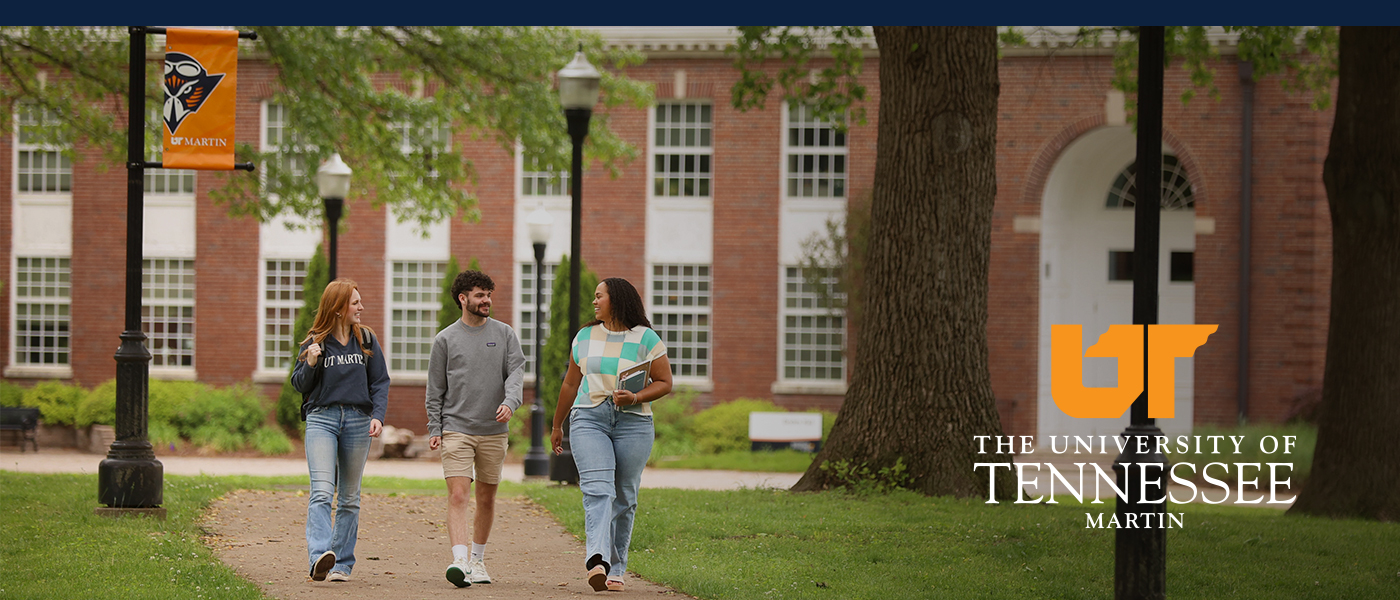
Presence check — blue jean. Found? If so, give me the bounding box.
[569,399,653,577]
[305,405,372,575]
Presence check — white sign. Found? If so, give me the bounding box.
[749,412,822,442]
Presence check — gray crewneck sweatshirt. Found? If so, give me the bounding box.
[425,317,525,437]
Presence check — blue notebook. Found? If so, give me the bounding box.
[617,359,653,394]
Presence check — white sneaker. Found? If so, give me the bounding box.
[445,558,472,588]
[468,559,492,584]
[327,571,349,582]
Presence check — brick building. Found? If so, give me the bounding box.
[1,27,1333,442]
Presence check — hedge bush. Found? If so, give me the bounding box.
[651,386,698,459]
[22,382,85,427]
[689,398,783,454]
[174,384,267,442]
[75,380,117,428]
[0,381,25,407]
[251,425,294,455]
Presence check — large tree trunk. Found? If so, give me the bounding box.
[793,27,1015,498]
[1291,27,1400,521]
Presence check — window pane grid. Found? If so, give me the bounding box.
[1105,155,1195,211]
[145,108,196,194]
[653,102,712,198]
[521,155,569,196]
[652,264,711,378]
[785,104,847,199]
[13,257,71,365]
[782,266,846,381]
[390,261,447,371]
[265,104,308,178]
[518,262,559,375]
[140,259,195,368]
[263,259,308,369]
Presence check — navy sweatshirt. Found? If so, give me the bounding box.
[291,328,391,423]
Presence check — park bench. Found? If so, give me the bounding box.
[0,407,40,452]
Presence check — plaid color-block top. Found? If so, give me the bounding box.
[570,324,667,415]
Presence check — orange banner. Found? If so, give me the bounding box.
[163,28,238,170]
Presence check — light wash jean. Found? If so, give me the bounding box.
[304,405,372,576]
[569,399,654,578]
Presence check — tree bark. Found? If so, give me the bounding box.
[792,27,1015,498]
[1291,27,1400,521]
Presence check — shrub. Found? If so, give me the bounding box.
[75,380,117,428]
[0,381,26,407]
[148,420,182,448]
[148,380,206,429]
[650,386,698,460]
[22,381,85,426]
[174,383,268,447]
[191,425,245,453]
[251,425,294,456]
[689,398,782,454]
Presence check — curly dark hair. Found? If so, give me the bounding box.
[450,269,495,308]
[586,277,652,330]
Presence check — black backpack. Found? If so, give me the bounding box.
[299,328,373,421]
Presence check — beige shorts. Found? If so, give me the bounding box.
[441,432,509,484]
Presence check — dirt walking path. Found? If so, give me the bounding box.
[203,489,690,599]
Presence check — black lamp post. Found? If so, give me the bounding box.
[317,153,351,280]
[101,26,257,516]
[1113,25,1167,600]
[524,204,555,478]
[550,45,600,485]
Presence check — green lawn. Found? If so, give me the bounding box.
[0,471,517,600]
[652,449,817,472]
[529,485,1400,600]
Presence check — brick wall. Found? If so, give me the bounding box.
[1,49,1337,439]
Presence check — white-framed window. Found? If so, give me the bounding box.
[521,155,569,196]
[650,264,711,379]
[389,260,448,372]
[783,104,847,199]
[780,266,846,382]
[146,107,196,195]
[141,258,195,369]
[652,102,712,198]
[13,257,71,367]
[389,119,452,181]
[517,261,558,377]
[16,104,71,194]
[262,258,308,371]
[264,103,309,178]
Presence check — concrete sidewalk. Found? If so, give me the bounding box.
[0,448,803,491]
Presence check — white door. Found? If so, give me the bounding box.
[1038,127,1197,443]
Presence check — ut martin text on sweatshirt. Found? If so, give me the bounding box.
[291,328,391,423]
[425,318,526,437]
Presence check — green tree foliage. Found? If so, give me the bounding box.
[797,190,870,330]
[539,254,599,421]
[438,256,463,333]
[437,256,482,333]
[0,26,652,231]
[1003,27,1339,119]
[276,244,329,434]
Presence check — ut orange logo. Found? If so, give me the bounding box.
[1051,324,1217,419]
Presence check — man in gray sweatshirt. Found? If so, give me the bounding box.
[426,270,525,587]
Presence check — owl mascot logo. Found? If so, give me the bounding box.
[164,52,226,135]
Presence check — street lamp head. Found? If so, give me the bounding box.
[557,46,601,111]
[317,152,352,200]
[526,204,554,247]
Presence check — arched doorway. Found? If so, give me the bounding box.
[1037,126,1198,441]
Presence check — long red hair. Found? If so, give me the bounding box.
[298,278,375,361]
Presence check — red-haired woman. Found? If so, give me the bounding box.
[291,278,391,583]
